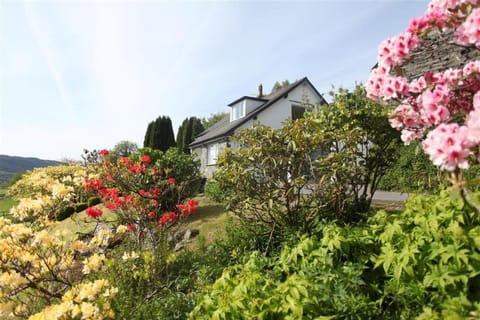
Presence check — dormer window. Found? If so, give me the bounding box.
[230,100,245,121]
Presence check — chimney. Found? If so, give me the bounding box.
[258,83,263,98]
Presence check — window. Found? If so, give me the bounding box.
[231,101,245,121]
[291,105,306,120]
[207,143,218,165]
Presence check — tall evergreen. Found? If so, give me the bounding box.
[176,117,205,153]
[143,121,154,148]
[143,116,176,151]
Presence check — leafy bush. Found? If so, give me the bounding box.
[204,179,230,203]
[378,141,443,192]
[88,196,102,207]
[370,190,480,318]
[215,87,399,244]
[191,225,379,319]
[74,202,88,213]
[56,205,75,221]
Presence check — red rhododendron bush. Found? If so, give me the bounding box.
[367,0,480,175]
[0,148,202,319]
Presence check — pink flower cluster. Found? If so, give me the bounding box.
[368,0,480,171]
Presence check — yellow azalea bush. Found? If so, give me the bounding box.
[28,279,117,320]
[8,164,99,224]
[0,217,116,319]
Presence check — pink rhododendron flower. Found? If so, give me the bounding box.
[422,123,471,171]
[456,8,480,46]
[465,108,480,144]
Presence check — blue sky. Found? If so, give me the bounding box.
[1,0,429,160]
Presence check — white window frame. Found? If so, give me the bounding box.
[230,101,245,121]
[207,143,219,165]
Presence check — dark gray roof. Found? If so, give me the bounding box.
[189,77,327,148]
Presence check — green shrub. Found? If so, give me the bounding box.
[191,226,379,319]
[56,206,75,221]
[74,202,88,213]
[87,196,101,207]
[370,189,480,318]
[204,179,230,203]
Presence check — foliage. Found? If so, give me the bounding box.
[0,217,117,319]
[204,179,231,203]
[7,164,96,224]
[191,225,378,319]
[191,189,480,319]
[88,148,201,251]
[201,112,228,130]
[177,117,205,154]
[74,202,88,213]
[87,196,102,207]
[378,141,443,192]
[270,79,291,94]
[143,116,176,151]
[370,190,480,318]
[215,117,327,238]
[215,86,398,244]
[57,205,75,221]
[319,85,402,208]
[109,140,138,160]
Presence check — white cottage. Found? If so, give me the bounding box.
[189,77,327,178]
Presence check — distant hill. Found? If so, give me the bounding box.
[0,155,61,183]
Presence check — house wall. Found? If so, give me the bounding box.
[256,82,322,129]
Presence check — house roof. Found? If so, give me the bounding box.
[189,77,327,148]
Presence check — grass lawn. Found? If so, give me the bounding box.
[50,196,229,245]
[180,197,231,248]
[0,189,17,219]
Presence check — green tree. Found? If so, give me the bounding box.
[318,85,402,209]
[270,80,291,93]
[143,121,155,148]
[201,112,228,130]
[111,140,138,159]
[143,116,176,151]
[176,117,205,154]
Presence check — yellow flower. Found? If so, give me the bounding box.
[82,253,105,275]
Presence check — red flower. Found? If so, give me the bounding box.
[105,202,120,210]
[106,174,113,181]
[84,179,103,191]
[127,223,136,231]
[150,187,162,197]
[139,189,151,198]
[176,199,199,218]
[148,211,156,219]
[85,206,103,219]
[120,157,132,166]
[141,155,151,166]
[151,199,159,207]
[158,212,178,225]
[167,178,176,184]
[129,164,145,174]
[99,149,109,156]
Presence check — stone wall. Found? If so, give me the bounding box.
[401,30,480,79]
